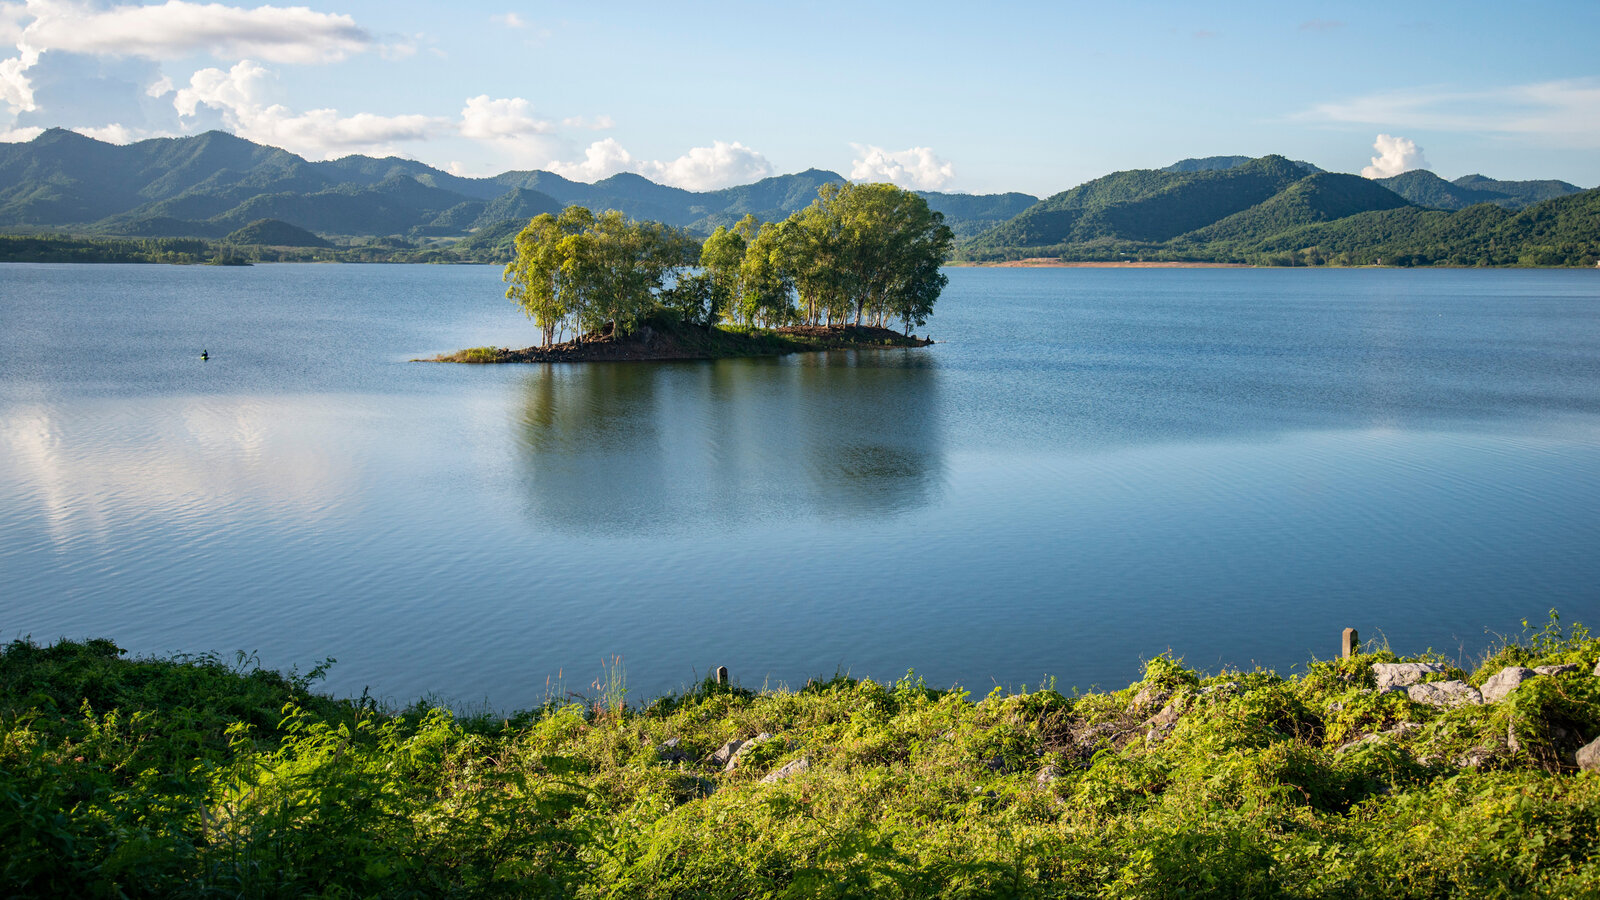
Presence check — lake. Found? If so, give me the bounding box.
[3,263,1598,710]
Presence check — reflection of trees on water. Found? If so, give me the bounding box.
[513,350,942,534]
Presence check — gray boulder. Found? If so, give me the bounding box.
[761,757,811,783]
[1407,680,1483,707]
[1578,736,1600,772]
[1128,684,1171,714]
[1373,662,1448,693]
[1593,658,1600,676]
[708,739,746,767]
[1534,663,1579,676]
[724,732,774,772]
[1481,666,1539,703]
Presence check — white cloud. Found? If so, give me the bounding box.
[849,144,955,190]
[146,74,173,98]
[0,44,37,111]
[72,122,153,144]
[1302,79,1600,149]
[561,114,613,130]
[492,12,526,28]
[20,1,370,64]
[176,60,442,159]
[0,123,41,141]
[546,138,774,190]
[0,1,372,117]
[547,137,635,182]
[460,94,552,141]
[1360,134,1429,178]
[641,140,771,190]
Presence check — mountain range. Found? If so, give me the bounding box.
[960,155,1597,267]
[0,129,1035,246]
[0,129,1594,267]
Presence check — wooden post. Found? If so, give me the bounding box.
[1341,628,1359,660]
[716,666,728,686]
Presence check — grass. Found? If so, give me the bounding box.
[3,615,1599,897]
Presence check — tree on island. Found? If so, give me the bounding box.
[503,183,952,345]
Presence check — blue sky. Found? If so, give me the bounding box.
[1,0,1596,196]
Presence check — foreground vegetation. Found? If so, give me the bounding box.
[5,616,1599,897]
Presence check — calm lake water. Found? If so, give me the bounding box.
[3,264,1599,709]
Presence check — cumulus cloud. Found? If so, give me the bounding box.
[492,12,526,28]
[1301,79,1600,149]
[20,1,370,64]
[175,60,441,159]
[460,94,552,141]
[0,44,38,111]
[546,138,774,190]
[849,144,955,190]
[72,122,152,144]
[546,137,635,182]
[641,140,772,190]
[0,123,42,141]
[1360,134,1429,178]
[0,0,372,120]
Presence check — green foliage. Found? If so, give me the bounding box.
[957,154,1600,268]
[5,617,1600,896]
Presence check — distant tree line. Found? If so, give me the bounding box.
[502,183,954,347]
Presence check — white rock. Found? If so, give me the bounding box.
[1481,666,1538,703]
[708,739,744,767]
[724,732,773,772]
[761,757,810,783]
[1578,736,1600,772]
[1593,658,1600,677]
[1407,680,1483,707]
[1534,664,1578,676]
[1372,662,1448,693]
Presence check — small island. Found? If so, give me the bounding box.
[429,182,953,364]
[427,320,932,364]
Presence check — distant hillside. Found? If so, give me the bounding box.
[1180,173,1411,244]
[1164,156,1323,175]
[959,154,1597,267]
[1376,170,1584,211]
[967,155,1309,252]
[1452,174,1584,206]
[224,218,329,248]
[0,129,1034,249]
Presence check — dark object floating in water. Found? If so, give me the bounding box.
[200,350,209,361]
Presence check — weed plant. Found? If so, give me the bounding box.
[3,615,1599,897]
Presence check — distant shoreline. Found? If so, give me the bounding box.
[952,259,1253,268]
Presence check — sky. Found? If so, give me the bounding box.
[0,0,1596,197]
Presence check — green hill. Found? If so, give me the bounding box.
[1453,174,1585,205]
[1374,170,1510,210]
[967,155,1308,252]
[1181,173,1412,244]
[1163,155,1322,175]
[223,218,330,248]
[0,130,1032,244]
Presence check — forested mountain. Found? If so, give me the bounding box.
[1375,170,1583,211]
[960,155,1598,267]
[1180,173,1411,244]
[1163,156,1322,175]
[965,155,1310,252]
[0,129,1036,249]
[1451,174,1583,206]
